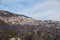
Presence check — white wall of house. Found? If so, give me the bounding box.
[10,37,21,40]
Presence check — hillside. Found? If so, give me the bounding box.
[0,11,39,25]
[0,11,60,40]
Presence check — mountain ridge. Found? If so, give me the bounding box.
[0,10,39,25]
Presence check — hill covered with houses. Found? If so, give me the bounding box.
[0,11,60,40]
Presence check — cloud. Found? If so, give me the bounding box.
[0,0,25,2]
[0,0,39,3]
[21,0,60,20]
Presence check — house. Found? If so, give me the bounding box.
[10,37,21,40]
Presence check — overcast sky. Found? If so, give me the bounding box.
[0,0,60,20]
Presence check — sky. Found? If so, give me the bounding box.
[0,0,60,21]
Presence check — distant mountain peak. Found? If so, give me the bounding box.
[0,10,29,18]
[0,10,16,17]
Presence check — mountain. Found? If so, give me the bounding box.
[0,11,39,25]
[0,11,30,17]
[0,10,60,40]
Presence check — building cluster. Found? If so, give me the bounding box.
[0,16,39,25]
